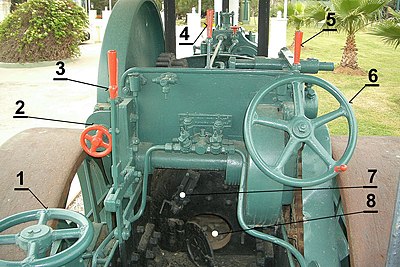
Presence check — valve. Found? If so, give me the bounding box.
[231,25,240,34]
[80,125,112,158]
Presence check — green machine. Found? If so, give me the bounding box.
[0,1,358,266]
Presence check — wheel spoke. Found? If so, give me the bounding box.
[100,141,110,149]
[52,228,81,241]
[0,234,17,245]
[313,107,346,128]
[95,130,103,139]
[292,81,305,116]
[275,138,300,170]
[253,114,289,132]
[27,241,38,257]
[37,211,48,225]
[85,134,93,141]
[306,137,335,167]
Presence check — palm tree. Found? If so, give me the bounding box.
[371,7,400,49]
[329,0,387,70]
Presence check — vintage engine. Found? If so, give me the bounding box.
[0,1,358,266]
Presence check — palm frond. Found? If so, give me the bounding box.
[371,21,400,48]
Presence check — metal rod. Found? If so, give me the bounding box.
[257,0,270,56]
[210,39,223,68]
[222,0,229,11]
[164,0,176,54]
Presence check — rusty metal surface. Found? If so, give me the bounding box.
[332,136,400,267]
[0,127,85,260]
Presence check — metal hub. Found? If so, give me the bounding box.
[292,119,312,138]
[20,225,51,240]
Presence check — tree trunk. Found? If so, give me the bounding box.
[340,32,359,69]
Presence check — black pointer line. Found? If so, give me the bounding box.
[13,115,93,126]
[179,23,208,45]
[187,185,378,197]
[301,29,338,46]
[53,77,108,90]
[349,83,380,104]
[14,188,48,209]
[218,210,377,235]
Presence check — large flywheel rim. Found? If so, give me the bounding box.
[97,0,164,102]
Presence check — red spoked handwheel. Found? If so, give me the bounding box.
[80,125,112,157]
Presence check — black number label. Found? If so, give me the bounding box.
[326,12,336,27]
[56,61,65,75]
[368,69,378,83]
[179,27,190,40]
[17,171,23,185]
[367,193,376,208]
[368,169,377,183]
[15,100,25,115]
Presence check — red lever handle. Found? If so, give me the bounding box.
[207,9,214,38]
[294,31,303,65]
[107,50,118,99]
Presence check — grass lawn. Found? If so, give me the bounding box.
[286,26,400,136]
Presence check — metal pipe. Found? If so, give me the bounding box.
[131,145,165,222]
[164,0,176,54]
[235,149,307,267]
[257,0,270,56]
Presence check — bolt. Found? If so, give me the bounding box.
[205,195,213,201]
[225,199,232,206]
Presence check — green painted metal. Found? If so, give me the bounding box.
[0,209,93,267]
[302,127,349,266]
[97,0,164,103]
[0,0,359,265]
[244,74,357,187]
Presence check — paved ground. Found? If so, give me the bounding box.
[0,43,101,146]
[0,43,101,207]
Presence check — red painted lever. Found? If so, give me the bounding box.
[107,50,118,99]
[294,31,303,65]
[334,164,348,173]
[207,9,214,38]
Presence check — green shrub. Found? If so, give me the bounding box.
[0,0,88,63]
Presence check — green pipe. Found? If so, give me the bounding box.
[235,149,307,267]
[131,145,165,222]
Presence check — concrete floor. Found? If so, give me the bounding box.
[0,43,101,207]
[0,43,101,146]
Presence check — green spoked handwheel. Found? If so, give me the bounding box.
[0,209,93,266]
[244,75,357,187]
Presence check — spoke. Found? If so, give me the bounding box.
[275,138,300,170]
[306,137,335,167]
[313,107,346,128]
[85,134,93,141]
[253,114,289,132]
[27,241,38,257]
[52,228,81,241]
[292,81,305,116]
[0,233,17,245]
[100,141,110,149]
[95,130,103,139]
[37,211,48,225]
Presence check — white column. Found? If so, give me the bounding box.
[214,0,222,13]
[283,0,288,19]
[0,0,11,23]
[229,0,240,25]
